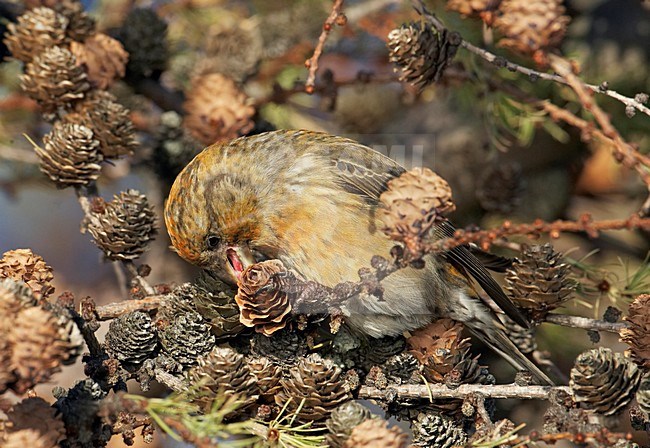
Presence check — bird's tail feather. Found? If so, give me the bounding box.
[467,323,555,386]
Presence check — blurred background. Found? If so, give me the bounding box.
[1,0,649,445]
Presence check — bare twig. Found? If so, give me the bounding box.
[545,313,628,333]
[427,214,650,253]
[358,383,570,400]
[304,0,346,93]
[548,54,650,216]
[153,368,186,392]
[94,295,165,320]
[413,0,650,118]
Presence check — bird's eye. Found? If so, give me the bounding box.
[206,235,220,249]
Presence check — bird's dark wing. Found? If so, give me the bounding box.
[319,139,406,203]
[319,138,529,328]
[469,246,514,273]
[435,221,530,328]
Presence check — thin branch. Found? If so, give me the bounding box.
[427,213,650,253]
[545,313,628,333]
[358,383,570,400]
[548,54,650,216]
[413,0,650,118]
[94,295,165,320]
[304,0,346,93]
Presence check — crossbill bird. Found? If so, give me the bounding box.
[164,130,553,385]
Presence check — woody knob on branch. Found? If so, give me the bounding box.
[235,260,293,336]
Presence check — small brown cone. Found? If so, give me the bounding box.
[0,249,54,299]
[34,121,103,187]
[69,91,138,158]
[87,190,157,261]
[0,280,37,392]
[344,418,408,448]
[411,411,467,447]
[6,397,66,447]
[187,347,259,414]
[3,7,68,63]
[235,260,292,336]
[70,33,128,89]
[52,0,96,42]
[447,0,502,25]
[387,22,461,91]
[183,73,255,145]
[9,307,75,392]
[20,46,91,112]
[276,354,352,423]
[379,167,455,255]
[105,311,158,366]
[326,401,374,448]
[408,319,488,413]
[494,0,570,59]
[247,356,282,402]
[569,347,641,415]
[620,294,650,369]
[504,243,574,320]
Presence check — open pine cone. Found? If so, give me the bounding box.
[276,354,352,422]
[35,121,102,187]
[620,294,650,369]
[412,411,468,447]
[166,280,245,340]
[183,73,255,145]
[447,0,502,24]
[494,0,570,60]
[387,22,461,91]
[9,306,83,393]
[187,347,259,414]
[105,311,158,367]
[87,190,157,261]
[504,244,574,320]
[3,7,68,63]
[379,167,455,254]
[0,249,54,299]
[68,91,138,159]
[345,418,408,448]
[70,33,128,90]
[326,401,374,448]
[235,260,292,336]
[21,46,91,113]
[569,347,641,416]
[247,356,282,403]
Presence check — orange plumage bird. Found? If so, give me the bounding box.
[164,130,553,385]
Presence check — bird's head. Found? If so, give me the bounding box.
[164,146,269,284]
